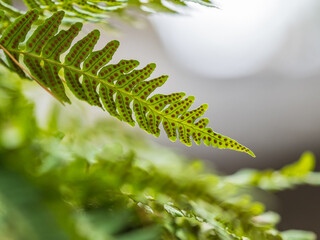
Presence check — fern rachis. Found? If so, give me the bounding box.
[0,10,255,157]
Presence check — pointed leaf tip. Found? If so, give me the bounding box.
[248,149,256,158]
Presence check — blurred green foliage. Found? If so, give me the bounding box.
[0,66,319,239]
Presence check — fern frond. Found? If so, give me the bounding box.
[0,10,255,157]
[16,0,217,23]
[225,152,319,191]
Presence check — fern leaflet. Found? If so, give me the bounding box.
[0,10,255,157]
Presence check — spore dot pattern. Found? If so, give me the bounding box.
[0,10,255,157]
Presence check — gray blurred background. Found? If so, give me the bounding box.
[91,0,320,235]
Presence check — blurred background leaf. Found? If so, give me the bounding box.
[0,65,319,239]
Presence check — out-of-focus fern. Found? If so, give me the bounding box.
[0,67,318,239]
[0,0,21,18]
[0,0,216,23]
[0,10,255,156]
[224,152,320,191]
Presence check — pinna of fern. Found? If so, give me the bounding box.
[0,9,255,157]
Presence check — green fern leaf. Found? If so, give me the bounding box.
[0,10,4,20]
[14,0,217,23]
[24,0,41,10]
[0,10,255,157]
[0,10,38,78]
[0,0,217,25]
